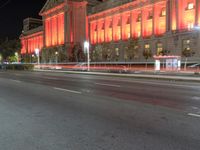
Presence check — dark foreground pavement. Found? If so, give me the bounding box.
[0,71,200,150]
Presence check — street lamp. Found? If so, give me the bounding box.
[55,51,58,65]
[84,41,90,71]
[15,52,19,63]
[35,48,40,65]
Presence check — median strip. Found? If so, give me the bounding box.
[188,113,200,118]
[95,83,121,88]
[54,87,82,94]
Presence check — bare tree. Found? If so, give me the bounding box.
[143,49,152,69]
[182,48,195,70]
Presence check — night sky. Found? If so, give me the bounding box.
[0,0,46,39]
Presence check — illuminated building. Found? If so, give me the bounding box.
[20,0,200,63]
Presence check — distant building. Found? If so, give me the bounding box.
[20,0,200,63]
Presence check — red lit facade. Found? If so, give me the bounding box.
[20,0,200,62]
[20,31,43,55]
[44,13,64,47]
[88,0,200,43]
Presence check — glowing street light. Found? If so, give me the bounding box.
[15,52,19,63]
[35,48,40,65]
[84,41,90,71]
[55,51,58,64]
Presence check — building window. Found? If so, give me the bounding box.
[94,25,97,31]
[145,44,150,50]
[160,8,166,17]
[187,3,194,10]
[101,23,105,30]
[182,39,191,51]
[126,17,130,24]
[137,14,141,22]
[124,47,128,61]
[188,23,194,30]
[117,19,121,26]
[148,11,153,20]
[109,21,112,28]
[115,48,119,56]
[156,43,163,55]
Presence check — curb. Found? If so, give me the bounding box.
[34,69,200,82]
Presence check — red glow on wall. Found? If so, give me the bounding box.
[58,13,64,45]
[131,10,141,38]
[105,17,112,42]
[45,13,64,47]
[97,20,105,43]
[21,39,26,54]
[21,34,43,55]
[154,2,166,35]
[122,12,130,40]
[113,15,121,41]
[171,0,177,30]
[178,0,196,30]
[142,7,153,37]
[198,1,200,25]
[90,22,97,44]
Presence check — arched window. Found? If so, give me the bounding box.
[187,3,194,10]
[160,8,166,17]
[137,14,141,22]
[156,43,163,55]
[148,11,153,20]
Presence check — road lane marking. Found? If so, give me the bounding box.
[14,74,23,76]
[46,77,59,80]
[54,87,82,94]
[95,83,121,88]
[10,79,21,83]
[188,113,200,118]
[192,96,200,101]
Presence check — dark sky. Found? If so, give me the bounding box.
[0,0,46,39]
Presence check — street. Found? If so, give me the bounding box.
[0,71,199,150]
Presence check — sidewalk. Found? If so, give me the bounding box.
[34,68,200,82]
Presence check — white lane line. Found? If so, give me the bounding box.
[95,83,121,88]
[10,79,21,83]
[14,74,23,76]
[54,87,82,94]
[46,77,58,80]
[188,113,200,118]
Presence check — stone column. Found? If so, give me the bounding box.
[141,9,143,38]
[130,10,133,39]
[112,15,114,42]
[120,13,123,41]
[195,0,199,26]
[104,18,106,43]
[166,0,170,32]
[175,0,179,30]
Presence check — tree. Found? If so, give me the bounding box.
[143,49,152,69]
[71,44,84,62]
[92,44,103,61]
[182,48,195,70]
[102,43,109,61]
[41,46,67,63]
[0,38,21,62]
[128,38,139,60]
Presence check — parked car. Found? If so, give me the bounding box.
[72,63,87,71]
[108,66,129,73]
[188,63,200,68]
[188,64,200,74]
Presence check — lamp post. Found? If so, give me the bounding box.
[35,48,40,65]
[84,41,90,71]
[15,52,19,63]
[55,51,58,65]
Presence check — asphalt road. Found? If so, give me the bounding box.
[0,71,200,150]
